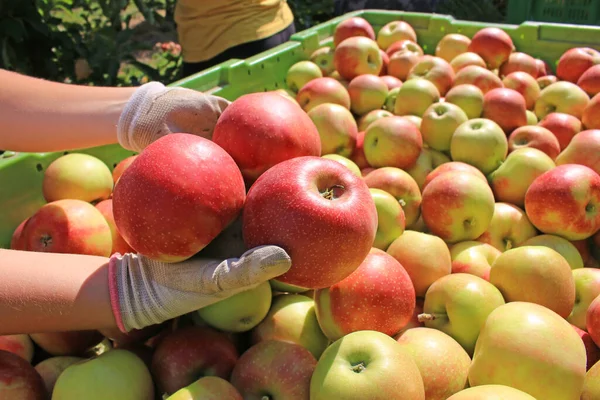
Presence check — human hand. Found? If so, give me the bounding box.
[117,82,230,152]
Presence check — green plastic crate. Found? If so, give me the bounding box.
[2,9,600,249]
[507,0,600,26]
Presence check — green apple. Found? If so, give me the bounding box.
[167,377,242,400]
[447,385,536,399]
[369,188,406,250]
[436,33,471,63]
[534,81,590,120]
[322,154,362,177]
[469,302,586,400]
[476,202,537,252]
[450,118,508,175]
[420,273,505,355]
[568,268,600,330]
[308,102,358,157]
[310,47,335,76]
[406,148,451,190]
[196,281,272,333]
[526,109,538,125]
[488,147,555,208]
[348,74,389,115]
[450,241,501,281]
[384,87,400,111]
[52,349,154,400]
[582,358,600,400]
[251,293,329,359]
[445,84,484,119]
[489,246,575,318]
[520,234,584,270]
[310,330,425,400]
[396,327,470,400]
[269,279,309,294]
[357,109,393,131]
[376,20,417,50]
[420,102,469,152]
[403,115,423,130]
[394,78,441,117]
[285,61,323,93]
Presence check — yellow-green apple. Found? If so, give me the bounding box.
[310,330,425,400]
[357,109,393,131]
[308,102,358,157]
[583,92,600,129]
[387,230,451,298]
[0,334,33,362]
[388,49,422,81]
[10,217,29,250]
[379,49,389,75]
[539,113,581,151]
[467,27,514,69]
[421,171,495,243]
[524,164,600,240]
[450,118,508,174]
[482,87,528,134]
[536,58,553,76]
[386,39,422,57]
[405,148,451,190]
[449,52,486,73]
[521,234,584,270]
[578,64,600,97]
[394,78,440,116]
[369,188,406,250]
[322,154,362,177]
[196,281,272,333]
[477,202,537,251]
[168,376,242,400]
[329,70,350,88]
[538,74,558,89]
[534,81,590,120]
[333,16,376,47]
[408,55,455,96]
[469,301,586,400]
[377,20,417,50]
[112,155,137,184]
[447,385,537,400]
[285,60,323,93]
[95,199,134,255]
[252,293,328,359]
[243,156,377,288]
[436,33,471,63]
[314,248,415,340]
[423,161,487,191]
[453,65,504,94]
[420,273,505,355]
[573,324,600,371]
[42,153,113,203]
[403,115,423,130]
[583,357,600,400]
[30,331,103,357]
[364,167,422,227]
[444,84,484,119]
[380,75,403,90]
[557,47,600,83]
[310,47,335,76]
[334,37,382,80]
[350,131,369,169]
[52,349,154,400]
[396,327,470,400]
[34,356,83,395]
[269,279,309,294]
[489,246,575,317]
[348,74,389,115]
[230,340,316,400]
[498,52,539,78]
[272,88,298,104]
[450,241,501,280]
[420,102,468,151]
[363,116,423,169]
[502,71,541,110]
[114,134,246,262]
[384,86,400,111]
[0,350,46,400]
[569,268,600,330]
[296,77,351,112]
[556,129,600,175]
[507,125,560,160]
[526,109,538,125]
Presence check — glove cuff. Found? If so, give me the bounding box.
[108,253,128,333]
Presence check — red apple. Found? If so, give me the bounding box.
[453,65,504,94]
[0,335,33,362]
[476,202,537,252]
[538,75,558,89]
[482,88,528,134]
[377,20,417,50]
[334,36,382,80]
[502,71,541,110]
[350,131,369,169]
[423,161,487,191]
[30,331,103,357]
[408,55,455,96]
[363,116,423,169]
[361,167,375,177]
[386,40,423,57]
[556,129,600,175]
[0,350,46,399]
[525,164,600,240]
[508,125,561,160]
[538,112,582,150]
[380,75,403,90]
[436,33,471,63]
[387,49,423,81]
[449,52,486,73]
[21,199,112,257]
[348,74,389,115]
[112,155,137,184]
[308,103,358,157]
[578,64,600,97]
[315,248,415,340]
[536,58,553,76]
[95,199,134,255]
[333,17,376,47]
[242,156,377,289]
[499,52,538,78]
[573,325,600,371]
[468,27,514,70]
[583,92,600,130]
[588,294,600,347]
[151,326,238,395]
[296,77,351,112]
[557,47,600,83]
[379,49,389,76]
[113,134,245,262]
[10,217,29,250]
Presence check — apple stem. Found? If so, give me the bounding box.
[351,361,366,373]
[261,396,270,400]
[40,234,52,248]
[417,313,436,322]
[321,185,345,200]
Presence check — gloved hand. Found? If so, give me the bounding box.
[117,81,230,152]
[109,246,291,332]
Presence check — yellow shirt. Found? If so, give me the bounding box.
[175,0,294,63]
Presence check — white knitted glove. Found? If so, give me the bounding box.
[117,82,230,152]
[108,246,291,332]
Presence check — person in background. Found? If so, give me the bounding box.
[175,0,296,77]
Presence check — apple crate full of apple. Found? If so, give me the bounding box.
[2,9,600,400]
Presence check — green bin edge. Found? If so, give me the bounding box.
[1,9,600,249]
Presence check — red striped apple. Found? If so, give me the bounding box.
[468,27,514,69]
[444,84,484,119]
[453,65,503,94]
[498,52,538,78]
[348,74,389,115]
[450,241,501,281]
[449,52,486,73]
[507,125,560,160]
[0,350,46,400]
[535,81,590,120]
[296,77,351,112]
[376,20,417,50]
[482,88,528,134]
[556,129,600,175]
[363,116,423,169]
[333,17,375,47]
[502,71,541,110]
[334,37,382,80]
[477,202,537,252]
[408,55,455,96]
[538,112,582,150]
[557,47,600,83]
[450,118,508,175]
[308,102,358,157]
[435,33,471,63]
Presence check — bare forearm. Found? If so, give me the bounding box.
[0,69,136,152]
[0,249,117,334]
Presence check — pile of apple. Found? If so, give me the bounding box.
[4,15,600,400]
